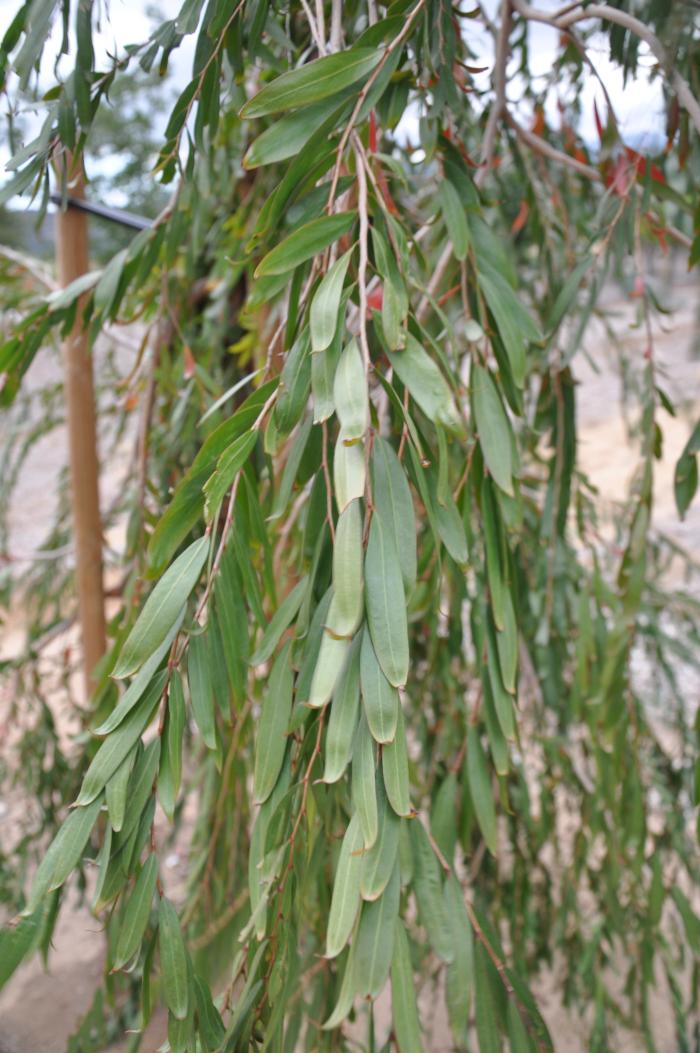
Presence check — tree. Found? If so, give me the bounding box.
[0,1,699,1051]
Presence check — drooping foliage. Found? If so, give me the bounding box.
[0,2,699,1051]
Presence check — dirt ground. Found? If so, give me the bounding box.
[0,264,698,1052]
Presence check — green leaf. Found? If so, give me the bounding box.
[326,813,363,958]
[391,921,425,1053]
[76,672,165,806]
[467,730,498,855]
[94,613,183,735]
[474,942,500,1053]
[0,907,45,989]
[203,430,257,524]
[158,897,190,1021]
[159,672,185,819]
[478,263,540,389]
[389,335,462,435]
[310,247,353,352]
[113,538,209,679]
[195,975,226,1052]
[245,94,351,168]
[382,704,412,816]
[250,576,308,665]
[472,364,514,497]
[444,874,474,1044]
[360,627,399,744]
[308,630,349,709]
[371,438,416,593]
[322,942,359,1029]
[360,780,400,901]
[333,338,368,442]
[334,432,366,510]
[439,180,468,261]
[274,331,311,436]
[105,750,134,833]
[327,499,364,638]
[113,854,159,970]
[240,48,382,118]
[674,418,700,519]
[27,796,103,913]
[352,713,378,849]
[187,631,217,750]
[312,315,343,423]
[118,740,161,845]
[253,641,293,803]
[431,772,457,866]
[354,861,400,998]
[365,514,409,687]
[409,821,454,963]
[323,634,361,783]
[255,212,356,278]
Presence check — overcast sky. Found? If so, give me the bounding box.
[0,0,665,204]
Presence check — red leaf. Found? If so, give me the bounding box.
[183,345,196,379]
[511,199,529,234]
[369,110,377,154]
[593,98,604,143]
[367,285,383,313]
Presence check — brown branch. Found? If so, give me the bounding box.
[478,0,513,182]
[512,0,700,137]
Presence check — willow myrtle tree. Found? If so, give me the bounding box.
[1,1,700,1051]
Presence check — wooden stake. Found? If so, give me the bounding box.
[55,155,106,697]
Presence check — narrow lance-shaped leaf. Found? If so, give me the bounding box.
[472,364,514,497]
[240,48,383,118]
[249,577,307,665]
[245,94,352,169]
[255,213,356,278]
[333,338,368,442]
[187,631,217,750]
[474,941,500,1053]
[105,750,134,833]
[325,814,363,958]
[388,335,463,435]
[158,897,190,1021]
[352,714,378,849]
[253,641,293,803]
[360,778,400,901]
[334,433,366,511]
[409,820,454,963]
[0,907,45,989]
[113,854,159,970]
[365,514,409,688]
[444,874,474,1044]
[391,921,425,1053]
[76,670,166,806]
[323,942,359,1030]
[308,630,349,709]
[95,611,183,735]
[382,703,412,816]
[467,729,498,855]
[360,628,399,744]
[327,499,364,638]
[323,634,361,783]
[113,537,209,679]
[439,179,468,261]
[310,247,353,352]
[26,795,103,913]
[371,437,417,593]
[354,861,400,998]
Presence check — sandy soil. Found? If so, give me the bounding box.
[0,269,698,1052]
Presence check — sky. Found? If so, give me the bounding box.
[0,0,666,206]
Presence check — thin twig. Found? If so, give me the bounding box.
[479,0,513,181]
[512,0,700,136]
